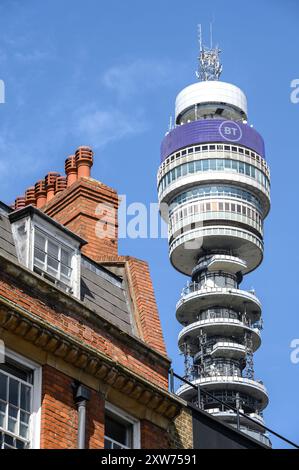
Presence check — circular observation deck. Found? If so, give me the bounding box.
[211,409,265,428]
[178,318,261,353]
[158,140,270,217]
[176,376,269,410]
[194,341,247,360]
[175,81,248,123]
[207,410,270,445]
[192,254,248,275]
[176,286,261,325]
[169,224,263,276]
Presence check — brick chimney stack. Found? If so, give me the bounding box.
[10,146,119,261]
[44,146,118,260]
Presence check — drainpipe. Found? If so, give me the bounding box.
[73,382,91,449]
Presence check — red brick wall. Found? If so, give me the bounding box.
[125,258,167,357]
[86,390,105,449]
[141,420,170,449]
[41,365,104,449]
[44,178,119,260]
[0,271,168,389]
[40,366,172,449]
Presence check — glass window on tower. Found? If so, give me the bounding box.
[210,159,217,171]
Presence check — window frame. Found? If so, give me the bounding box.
[0,349,41,449]
[30,221,81,298]
[33,227,73,289]
[104,402,140,449]
[10,209,83,300]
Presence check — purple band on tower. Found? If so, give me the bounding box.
[161,119,265,162]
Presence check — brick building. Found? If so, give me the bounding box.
[0,146,193,449]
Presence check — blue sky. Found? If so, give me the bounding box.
[0,0,298,448]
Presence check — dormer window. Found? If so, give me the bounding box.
[33,229,73,292]
[9,206,86,299]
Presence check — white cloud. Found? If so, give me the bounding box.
[14,49,50,62]
[102,58,174,100]
[0,104,147,198]
[74,106,147,148]
[0,57,178,201]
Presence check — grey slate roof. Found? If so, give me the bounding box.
[0,205,134,335]
[81,257,134,334]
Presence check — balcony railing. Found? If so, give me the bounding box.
[236,425,271,447]
[186,362,243,382]
[181,281,257,299]
[194,336,245,354]
[194,308,263,330]
[169,369,299,449]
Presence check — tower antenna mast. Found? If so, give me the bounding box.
[196,23,222,81]
[198,23,203,52]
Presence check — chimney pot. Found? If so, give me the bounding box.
[65,155,77,187]
[75,146,93,179]
[35,180,47,208]
[25,187,36,207]
[15,197,26,210]
[55,176,67,194]
[45,172,60,203]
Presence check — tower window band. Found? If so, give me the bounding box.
[158,158,270,195]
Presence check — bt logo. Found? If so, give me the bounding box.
[219,120,242,142]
